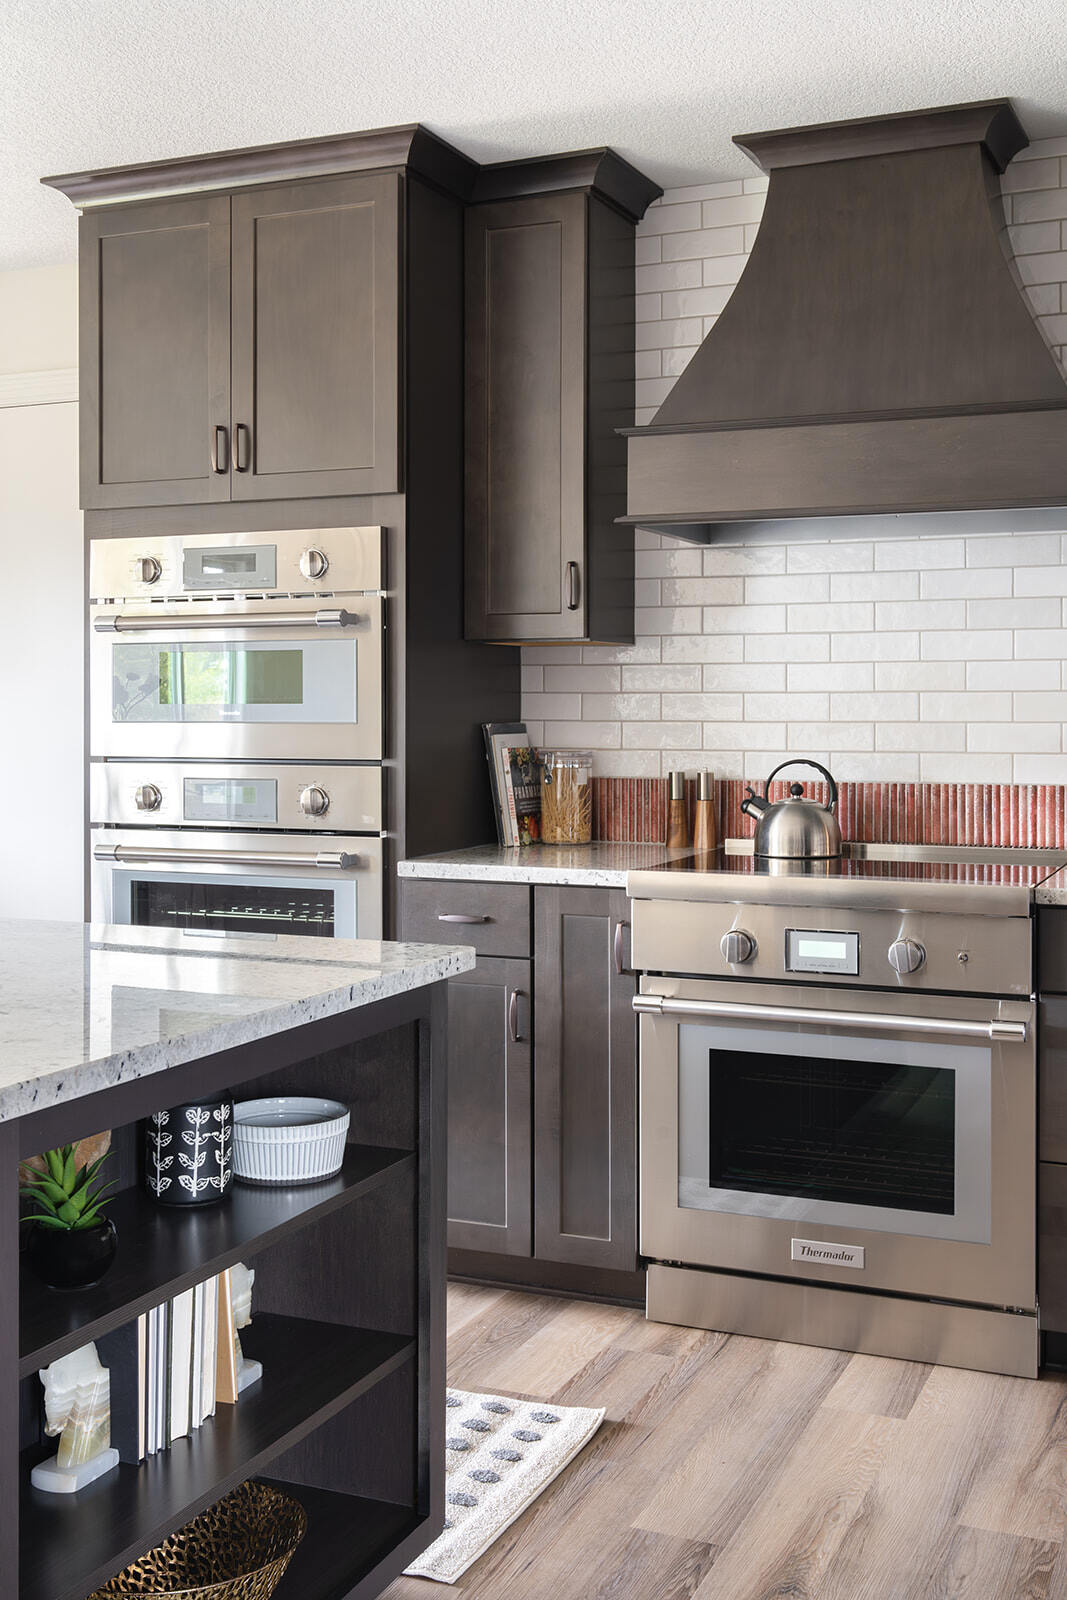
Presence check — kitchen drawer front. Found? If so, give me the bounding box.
[399,878,531,958]
[1039,1160,1067,1332]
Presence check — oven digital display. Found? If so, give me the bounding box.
[785,928,859,975]
[182,545,277,589]
[183,778,278,824]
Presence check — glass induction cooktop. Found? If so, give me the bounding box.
[656,844,1067,889]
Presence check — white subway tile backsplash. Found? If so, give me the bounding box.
[788,601,875,632]
[920,692,1013,721]
[832,632,919,662]
[876,721,965,752]
[876,599,966,630]
[918,567,1012,599]
[705,662,785,691]
[984,539,1049,593]
[788,662,875,692]
[787,541,874,573]
[661,576,744,606]
[703,543,787,575]
[969,596,1062,628]
[520,147,1067,783]
[967,660,1060,690]
[920,629,1013,660]
[746,633,829,662]
[831,570,918,602]
[874,538,965,570]
[745,573,829,604]
[703,603,785,633]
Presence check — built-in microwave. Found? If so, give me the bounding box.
[89,529,384,764]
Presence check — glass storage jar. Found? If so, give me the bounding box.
[540,750,593,845]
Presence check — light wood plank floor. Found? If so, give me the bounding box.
[383,1283,1067,1600]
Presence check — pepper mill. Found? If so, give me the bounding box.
[692,770,717,856]
[665,770,690,849]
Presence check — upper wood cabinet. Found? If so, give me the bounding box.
[230,174,399,501]
[79,195,232,509]
[77,172,399,510]
[464,157,660,644]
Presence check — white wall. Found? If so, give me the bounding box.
[0,264,83,918]
[521,137,1067,783]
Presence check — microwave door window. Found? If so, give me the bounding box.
[111,640,357,723]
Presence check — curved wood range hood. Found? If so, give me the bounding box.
[623,99,1067,541]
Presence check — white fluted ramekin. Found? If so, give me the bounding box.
[232,1097,350,1185]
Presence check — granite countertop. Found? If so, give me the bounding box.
[0,920,475,1123]
[396,841,695,887]
[1036,871,1067,906]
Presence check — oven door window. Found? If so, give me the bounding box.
[110,639,357,724]
[112,868,360,939]
[678,1022,991,1243]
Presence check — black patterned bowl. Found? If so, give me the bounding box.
[88,1481,307,1599]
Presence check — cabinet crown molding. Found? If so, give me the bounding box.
[471,148,663,222]
[42,122,480,208]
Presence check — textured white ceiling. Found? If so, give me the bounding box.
[3,0,1067,269]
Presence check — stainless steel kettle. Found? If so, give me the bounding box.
[740,760,842,859]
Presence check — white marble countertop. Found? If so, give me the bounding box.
[397,841,695,887]
[0,920,475,1123]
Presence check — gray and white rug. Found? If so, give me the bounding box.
[403,1387,605,1583]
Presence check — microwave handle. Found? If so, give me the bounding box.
[94,609,361,633]
[93,843,361,871]
[632,992,1028,1043]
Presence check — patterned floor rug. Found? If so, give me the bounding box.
[403,1387,605,1583]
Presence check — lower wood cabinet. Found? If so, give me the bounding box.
[533,886,638,1272]
[399,877,639,1277]
[444,958,532,1256]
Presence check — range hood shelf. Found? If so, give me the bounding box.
[625,99,1067,539]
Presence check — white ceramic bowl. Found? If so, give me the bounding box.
[232,1097,350,1185]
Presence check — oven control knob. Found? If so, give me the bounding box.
[137,556,162,584]
[134,783,162,812]
[888,938,926,975]
[299,784,330,817]
[299,548,329,580]
[721,929,757,965]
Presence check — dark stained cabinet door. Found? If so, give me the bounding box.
[533,886,638,1270]
[465,193,588,642]
[230,172,400,500]
[79,195,231,509]
[444,958,532,1257]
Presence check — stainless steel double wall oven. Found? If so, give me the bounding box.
[629,855,1046,1378]
[90,528,385,940]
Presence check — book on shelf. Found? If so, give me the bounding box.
[168,1288,194,1445]
[216,1269,239,1406]
[96,1316,147,1465]
[506,746,542,845]
[482,722,528,846]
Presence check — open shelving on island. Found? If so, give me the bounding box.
[6,978,449,1600]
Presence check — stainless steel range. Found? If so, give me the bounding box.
[628,844,1067,1379]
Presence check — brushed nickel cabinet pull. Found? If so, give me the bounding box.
[566,561,581,611]
[614,919,629,976]
[508,988,522,1042]
[437,913,491,924]
[211,424,229,474]
[235,422,251,472]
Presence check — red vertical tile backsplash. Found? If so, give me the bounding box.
[590,776,1067,848]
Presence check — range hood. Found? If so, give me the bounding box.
[623,100,1067,542]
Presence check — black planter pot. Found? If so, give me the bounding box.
[26,1217,118,1291]
[145,1098,234,1206]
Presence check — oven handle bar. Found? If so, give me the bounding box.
[93,609,361,633]
[93,843,361,871]
[632,993,1028,1042]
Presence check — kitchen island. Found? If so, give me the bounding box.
[1,920,473,1600]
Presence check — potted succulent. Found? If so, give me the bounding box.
[19,1144,118,1290]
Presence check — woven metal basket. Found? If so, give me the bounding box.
[89,1481,307,1599]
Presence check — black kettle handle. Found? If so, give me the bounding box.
[764,759,838,813]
